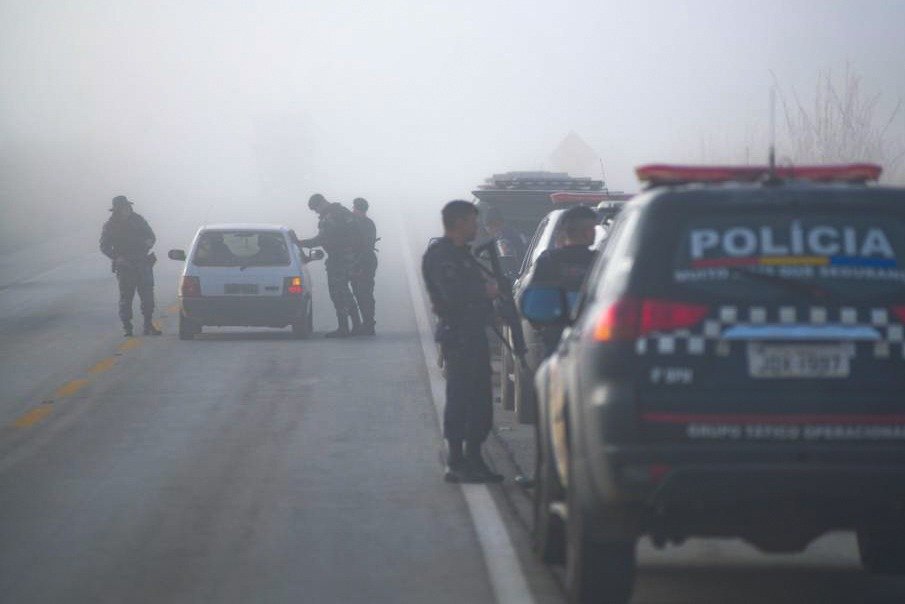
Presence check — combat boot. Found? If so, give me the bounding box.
[444,439,467,483]
[349,311,364,336]
[123,322,134,337]
[359,320,376,336]
[143,317,162,336]
[464,442,504,483]
[325,313,350,338]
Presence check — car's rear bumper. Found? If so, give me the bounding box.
[181,295,307,327]
[595,443,905,507]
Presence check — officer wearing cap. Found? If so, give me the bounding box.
[422,200,503,483]
[296,193,362,338]
[100,195,161,337]
[527,204,599,354]
[350,197,378,336]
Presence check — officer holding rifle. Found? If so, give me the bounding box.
[422,200,504,484]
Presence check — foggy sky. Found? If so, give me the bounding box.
[2,0,905,248]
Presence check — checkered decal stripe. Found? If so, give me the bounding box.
[635,306,905,358]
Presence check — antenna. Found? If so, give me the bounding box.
[599,158,607,190]
[768,85,777,178]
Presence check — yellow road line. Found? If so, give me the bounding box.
[12,404,54,428]
[54,379,90,399]
[118,338,142,352]
[88,357,117,374]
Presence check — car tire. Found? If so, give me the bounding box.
[858,526,905,574]
[566,458,637,604]
[515,361,537,424]
[533,405,566,564]
[178,314,200,340]
[500,344,515,410]
[291,301,313,339]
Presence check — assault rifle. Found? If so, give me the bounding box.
[473,239,528,370]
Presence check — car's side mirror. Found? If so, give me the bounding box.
[168,249,186,261]
[519,286,568,324]
[308,249,325,262]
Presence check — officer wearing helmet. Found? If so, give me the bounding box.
[350,197,378,336]
[296,193,362,337]
[100,195,161,337]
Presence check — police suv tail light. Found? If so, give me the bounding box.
[593,298,709,342]
[284,276,303,295]
[593,299,641,341]
[180,276,201,297]
[640,300,709,335]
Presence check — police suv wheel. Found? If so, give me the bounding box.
[515,362,537,424]
[858,526,905,574]
[566,460,636,603]
[533,412,566,563]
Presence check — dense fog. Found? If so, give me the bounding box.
[2,0,905,253]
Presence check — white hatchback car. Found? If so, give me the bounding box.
[168,224,322,340]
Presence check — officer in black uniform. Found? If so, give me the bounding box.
[100,195,161,337]
[422,200,503,483]
[296,193,362,338]
[528,204,599,354]
[350,197,378,336]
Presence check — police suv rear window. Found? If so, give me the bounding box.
[672,214,905,299]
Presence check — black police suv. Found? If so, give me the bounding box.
[501,205,622,424]
[522,163,905,604]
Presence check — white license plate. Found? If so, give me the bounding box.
[224,283,259,295]
[747,343,850,379]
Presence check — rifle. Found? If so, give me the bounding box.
[473,239,529,370]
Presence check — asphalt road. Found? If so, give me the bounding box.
[1,221,905,603]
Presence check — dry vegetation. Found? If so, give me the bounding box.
[774,67,905,183]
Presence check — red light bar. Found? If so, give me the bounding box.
[550,191,633,204]
[636,163,882,185]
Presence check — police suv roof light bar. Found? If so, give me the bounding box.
[635,163,883,187]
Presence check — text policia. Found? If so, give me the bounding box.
[675,220,905,284]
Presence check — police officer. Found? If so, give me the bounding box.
[296,193,362,338]
[100,195,161,337]
[422,200,503,483]
[350,197,378,336]
[528,204,599,354]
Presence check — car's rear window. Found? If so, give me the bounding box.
[671,213,905,300]
[193,231,290,267]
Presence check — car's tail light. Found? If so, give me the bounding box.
[284,276,303,295]
[593,299,641,341]
[593,298,709,342]
[891,305,905,324]
[181,276,201,297]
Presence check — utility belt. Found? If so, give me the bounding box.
[434,315,490,348]
[113,252,156,272]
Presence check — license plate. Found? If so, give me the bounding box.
[747,343,850,378]
[224,283,259,295]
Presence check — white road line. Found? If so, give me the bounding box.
[399,226,536,604]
